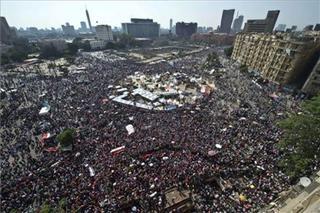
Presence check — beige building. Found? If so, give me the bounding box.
[232,33,320,89]
[95,25,113,41]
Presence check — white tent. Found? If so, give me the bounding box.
[39,106,50,115]
[126,124,135,135]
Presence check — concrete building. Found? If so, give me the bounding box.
[176,22,197,38]
[232,15,244,33]
[61,22,76,36]
[303,25,314,31]
[265,10,280,33]
[219,9,235,34]
[80,21,88,31]
[243,20,268,33]
[314,24,320,31]
[39,39,67,53]
[122,18,160,38]
[291,25,298,31]
[302,57,320,95]
[95,25,113,41]
[232,33,320,90]
[243,10,280,33]
[276,24,286,32]
[88,39,106,50]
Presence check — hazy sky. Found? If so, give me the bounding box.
[1,0,319,30]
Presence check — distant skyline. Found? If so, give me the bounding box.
[1,0,319,30]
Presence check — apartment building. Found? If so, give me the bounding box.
[231,33,320,90]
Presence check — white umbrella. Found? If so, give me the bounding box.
[126,124,135,135]
[215,144,222,149]
[299,177,311,187]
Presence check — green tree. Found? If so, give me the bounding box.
[82,40,91,51]
[239,64,248,73]
[224,46,233,57]
[58,198,67,212]
[40,44,62,59]
[202,52,221,70]
[118,33,138,48]
[278,94,320,178]
[66,43,78,55]
[40,202,54,213]
[47,62,56,73]
[287,42,320,88]
[56,128,75,148]
[105,42,116,49]
[1,53,10,65]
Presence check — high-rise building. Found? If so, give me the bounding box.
[243,20,267,33]
[303,25,314,31]
[314,24,320,31]
[291,25,297,31]
[219,9,235,34]
[0,16,13,44]
[86,9,92,31]
[243,10,280,33]
[61,22,76,36]
[95,25,113,41]
[80,21,87,31]
[275,24,286,32]
[170,19,173,31]
[122,18,160,38]
[232,15,244,33]
[176,22,197,38]
[265,10,280,33]
[232,33,320,90]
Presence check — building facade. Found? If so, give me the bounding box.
[265,10,280,33]
[243,10,280,33]
[304,25,314,31]
[219,9,235,34]
[61,23,76,36]
[176,22,197,38]
[95,25,113,41]
[89,40,106,50]
[232,33,320,88]
[122,18,160,38]
[232,15,244,33]
[275,24,286,32]
[80,21,88,31]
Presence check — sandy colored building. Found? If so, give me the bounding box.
[231,33,320,91]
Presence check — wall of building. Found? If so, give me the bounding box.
[122,22,160,38]
[176,22,197,38]
[232,33,320,89]
[95,25,113,41]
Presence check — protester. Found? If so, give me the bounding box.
[0,47,306,212]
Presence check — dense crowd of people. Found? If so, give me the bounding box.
[0,47,302,212]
